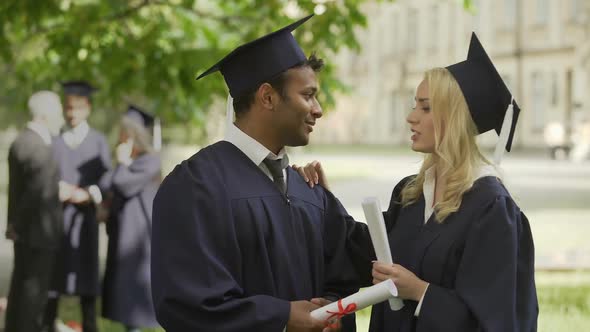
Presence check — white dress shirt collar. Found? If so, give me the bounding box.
[63,121,90,148]
[224,123,287,165]
[69,120,90,139]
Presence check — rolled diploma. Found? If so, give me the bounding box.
[310,279,398,321]
[362,197,404,310]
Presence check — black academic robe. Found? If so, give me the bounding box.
[52,128,111,296]
[5,128,63,332]
[102,153,161,328]
[366,176,538,332]
[7,128,62,248]
[151,141,365,332]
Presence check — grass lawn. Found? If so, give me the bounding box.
[56,298,163,332]
[54,271,590,331]
[354,270,590,331]
[1,143,588,330]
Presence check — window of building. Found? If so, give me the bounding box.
[391,11,399,55]
[473,0,483,33]
[407,8,417,52]
[391,92,399,132]
[551,72,559,106]
[501,74,513,93]
[448,4,456,50]
[536,0,549,25]
[429,4,439,50]
[503,0,516,29]
[570,0,584,23]
[531,72,546,131]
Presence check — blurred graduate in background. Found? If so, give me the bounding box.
[101,105,161,332]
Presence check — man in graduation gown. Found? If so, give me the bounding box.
[4,91,64,332]
[43,81,111,332]
[151,15,368,331]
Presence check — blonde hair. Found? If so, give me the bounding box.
[401,67,491,222]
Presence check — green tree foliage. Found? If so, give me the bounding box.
[0,0,473,137]
[0,0,367,132]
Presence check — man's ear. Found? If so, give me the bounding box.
[257,83,278,110]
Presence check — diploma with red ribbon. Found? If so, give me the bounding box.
[310,279,398,325]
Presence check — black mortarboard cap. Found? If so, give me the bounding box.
[61,80,97,97]
[126,104,155,129]
[196,15,313,98]
[446,32,520,151]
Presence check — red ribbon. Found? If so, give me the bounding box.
[324,299,357,328]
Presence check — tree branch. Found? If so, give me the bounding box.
[105,0,152,22]
[20,0,249,41]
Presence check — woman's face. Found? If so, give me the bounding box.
[407,79,436,153]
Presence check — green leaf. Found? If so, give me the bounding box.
[0,0,475,142]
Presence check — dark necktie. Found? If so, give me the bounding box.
[262,155,289,194]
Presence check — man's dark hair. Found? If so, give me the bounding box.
[65,94,93,104]
[232,53,324,115]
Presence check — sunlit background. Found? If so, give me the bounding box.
[1,0,589,331]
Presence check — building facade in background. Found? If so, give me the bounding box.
[313,0,590,150]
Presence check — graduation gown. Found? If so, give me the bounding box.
[7,128,62,249]
[151,141,365,332]
[367,176,538,332]
[5,128,63,332]
[52,128,111,296]
[102,153,161,327]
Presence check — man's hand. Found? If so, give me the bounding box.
[59,181,75,202]
[310,298,342,332]
[69,187,91,204]
[96,203,109,223]
[286,300,325,332]
[5,224,17,241]
[0,297,7,313]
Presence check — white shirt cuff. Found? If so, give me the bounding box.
[88,185,103,205]
[118,156,133,166]
[414,283,430,317]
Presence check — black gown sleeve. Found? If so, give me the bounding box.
[416,196,538,332]
[96,133,113,193]
[110,154,161,198]
[383,175,415,232]
[322,189,373,294]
